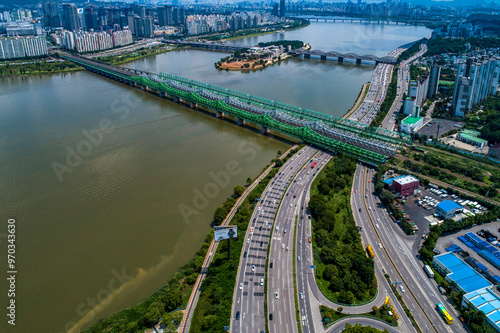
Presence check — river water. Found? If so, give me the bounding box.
[0,21,430,333]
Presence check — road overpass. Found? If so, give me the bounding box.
[63,54,410,166]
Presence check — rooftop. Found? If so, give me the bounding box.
[383,175,404,186]
[402,117,423,125]
[458,129,487,144]
[437,200,462,212]
[434,252,492,294]
[464,288,500,331]
[393,175,419,186]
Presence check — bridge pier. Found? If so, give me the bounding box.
[338,57,343,63]
[261,126,269,134]
[159,91,165,98]
[190,102,197,109]
[237,118,245,126]
[356,59,362,65]
[174,96,180,103]
[304,53,310,59]
[320,55,327,61]
[216,111,224,118]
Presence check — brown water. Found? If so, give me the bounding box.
[0,21,430,333]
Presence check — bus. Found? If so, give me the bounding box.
[424,265,434,278]
[367,245,375,258]
[311,162,317,169]
[437,303,453,324]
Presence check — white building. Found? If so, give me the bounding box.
[0,37,47,59]
[400,116,424,134]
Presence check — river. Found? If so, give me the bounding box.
[0,21,430,333]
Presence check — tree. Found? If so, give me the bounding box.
[246,177,252,186]
[234,185,245,198]
[213,207,227,225]
[380,190,394,206]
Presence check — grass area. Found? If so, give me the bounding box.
[189,147,300,332]
[0,59,83,76]
[96,44,184,65]
[309,155,377,305]
[439,80,454,86]
[320,304,397,327]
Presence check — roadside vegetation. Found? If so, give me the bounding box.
[257,40,304,49]
[309,155,377,304]
[371,68,397,128]
[189,147,300,332]
[398,39,423,62]
[96,44,181,65]
[0,59,82,76]
[320,304,396,328]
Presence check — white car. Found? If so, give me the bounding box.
[247,238,250,244]
[378,243,382,248]
[300,293,304,299]
[252,265,255,272]
[260,278,264,286]
[240,283,243,290]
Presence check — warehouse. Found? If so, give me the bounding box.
[436,200,463,219]
[462,288,500,332]
[433,252,492,294]
[391,175,420,196]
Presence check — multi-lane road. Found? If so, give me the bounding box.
[231,146,317,333]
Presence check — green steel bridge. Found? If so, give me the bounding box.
[63,54,411,166]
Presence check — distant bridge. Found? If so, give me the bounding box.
[290,48,397,65]
[62,54,411,166]
[293,15,436,26]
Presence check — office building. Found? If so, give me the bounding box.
[427,66,441,98]
[403,96,417,116]
[63,4,80,31]
[400,116,423,134]
[42,2,62,28]
[391,175,419,196]
[84,7,98,31]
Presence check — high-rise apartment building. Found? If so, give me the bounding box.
[42,2,62,28]
[0,37,48,59]
[63,4,80,31]
[453,58,500,117]
[427,65,441,98]
[279,0,286,17]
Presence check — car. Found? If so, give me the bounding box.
[260,241,263,247]
[284,228,287,234]
[259,226,262,231]
[243,251,247,258]
[300,292,304,299]
[293,195,296,199]
[236,311,240,320]
[275,292,279,299]
[359,208,362,212]
[301,206,304,210]
[297,256,301,262]
[247,238,250,243]
[369,206,371,210]
[376,224,379,229]
[239,283,243,290]
[269,313,273,320]
[282,243,285,249]
[270,262,273,268]
[260,278,264,286]
[252,265,255,271]
[399,285,405,293]
[299,239,302,244]
[378,243,382,248]
[365,194,368,198]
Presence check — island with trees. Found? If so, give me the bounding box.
[215,40,308,71]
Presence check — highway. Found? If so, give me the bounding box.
[267,150,330,333]
[348,48,406,125]
[231,146,317,333]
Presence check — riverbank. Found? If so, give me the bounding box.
[343,82,370,119]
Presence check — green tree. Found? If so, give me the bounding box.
[234,185,245,198]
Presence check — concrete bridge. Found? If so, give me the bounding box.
[163,39,247,52]
[290,48,397,65]
[294,16,434,26]
[62,54,411,166]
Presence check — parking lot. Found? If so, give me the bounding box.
[417,118,463,138]
[435,222,500,279]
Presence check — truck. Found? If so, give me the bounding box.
[367,245,375,258]
[424,265,434,278]
[311,162,317,169]
[308,236,312,243]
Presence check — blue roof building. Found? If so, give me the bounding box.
[462,288,500,332]
[433,252,492,294]
[436,200,463,219]
[383,175,404,186]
